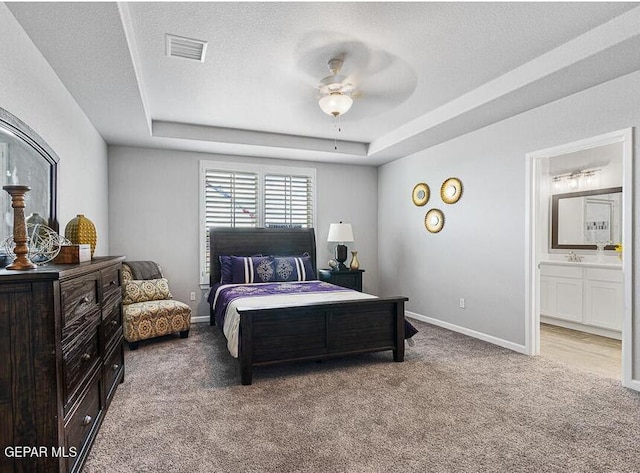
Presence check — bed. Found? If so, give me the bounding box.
[208,227,411,385]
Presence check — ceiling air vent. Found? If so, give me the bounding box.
[165,34,207,62]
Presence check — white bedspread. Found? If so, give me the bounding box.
[220,287,376,358]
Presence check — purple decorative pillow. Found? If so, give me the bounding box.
[229,256,275,284]
[219,255,234,284]
[273,255,316,282]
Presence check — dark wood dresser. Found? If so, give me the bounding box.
[0,256,125,473]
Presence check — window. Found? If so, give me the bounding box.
[264,174,314,228]
[199,160,316,285]
[204,169,258,228]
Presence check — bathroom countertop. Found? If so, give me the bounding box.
[540,259,622,269]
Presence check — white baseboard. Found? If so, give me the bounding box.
[406,311,529,355]
[540,315,622,340]
[195,310,528,355]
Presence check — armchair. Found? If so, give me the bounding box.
[122,261,192,350]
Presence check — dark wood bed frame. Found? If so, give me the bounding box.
[209,227,408,385]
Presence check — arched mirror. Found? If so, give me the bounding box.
[0,107,59,248]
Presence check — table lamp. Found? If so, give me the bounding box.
[327,222,354,271]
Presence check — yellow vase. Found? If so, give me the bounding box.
[65,214,97,258]
[349,251,360,271]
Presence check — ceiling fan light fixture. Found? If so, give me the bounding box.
[318,92,353,117]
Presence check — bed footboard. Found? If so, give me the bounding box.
[237,296,408,385]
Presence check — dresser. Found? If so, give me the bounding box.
[0,256,125,473]
[318,269,364,292]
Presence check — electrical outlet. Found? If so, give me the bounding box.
[459,298,465,309]
[190,292,196,301]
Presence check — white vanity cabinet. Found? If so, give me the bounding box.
[583,267,624,331]
[540,262,622,339]
[539,264,583,323]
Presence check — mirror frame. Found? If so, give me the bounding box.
[440,177,463,204]
[425,208,445,233]
[412,182,430,206]
[551,186,622,251]
[0,106,59,232]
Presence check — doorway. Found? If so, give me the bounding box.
[525,128,634,387]
[540,323,621,378]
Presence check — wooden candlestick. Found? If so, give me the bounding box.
[3,185,37,270]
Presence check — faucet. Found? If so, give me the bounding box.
[566,251,582,262]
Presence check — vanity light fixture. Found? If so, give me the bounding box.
[552,169,600,191]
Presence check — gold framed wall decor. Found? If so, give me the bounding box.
[440,177,463,204]
[412,183,430,206]
[425,208,444,233]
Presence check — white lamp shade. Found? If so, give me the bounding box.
[327,223,354,243]
[318,93,353,117]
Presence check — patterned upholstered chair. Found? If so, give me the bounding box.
[122,261,191,350]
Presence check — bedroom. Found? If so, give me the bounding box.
[1,2,640,472]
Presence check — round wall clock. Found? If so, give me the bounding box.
[412,183,430,206]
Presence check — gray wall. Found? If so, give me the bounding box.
[0,4,109,253]
[378,70,639,379]
[108,146,379,317]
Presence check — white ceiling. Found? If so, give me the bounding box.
[7,2,640,166]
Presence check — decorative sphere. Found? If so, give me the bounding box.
[1,223,70,265]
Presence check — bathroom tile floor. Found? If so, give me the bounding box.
[540,323,621,379]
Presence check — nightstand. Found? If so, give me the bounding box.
[318,269,364,292]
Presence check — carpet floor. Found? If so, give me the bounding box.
[84,320,640,472]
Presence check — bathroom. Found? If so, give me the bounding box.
[537,140,624,378]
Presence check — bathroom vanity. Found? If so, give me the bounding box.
[540,260,623,339]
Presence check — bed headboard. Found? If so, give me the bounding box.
[209,227,317,286]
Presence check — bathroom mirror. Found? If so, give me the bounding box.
[0,107,59,246]
[551,186,622,250]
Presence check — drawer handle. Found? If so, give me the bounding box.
[81,353,91,361]
[112,364,120,371]
[80,296,90,304]
[109,280,117,286]
[110,320,118,326]
[82,415,92,426]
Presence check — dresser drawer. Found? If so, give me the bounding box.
[318,270,364,292]
[101,264,122,310]
[61,273,100,338]
[64,376,102,472]
[63,324,100,411]
[104,343,124,406]
[102,301,123,353]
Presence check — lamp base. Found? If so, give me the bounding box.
[334,244,348,271]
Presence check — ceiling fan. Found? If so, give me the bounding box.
[295,37,417,127]
[317,57,356,118]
